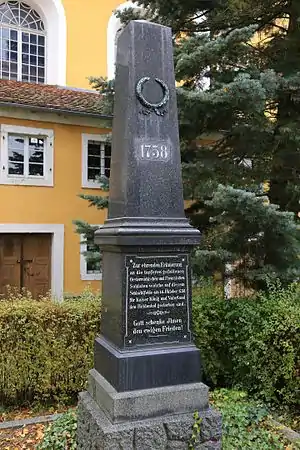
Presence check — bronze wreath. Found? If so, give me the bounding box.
[136,77,169,113]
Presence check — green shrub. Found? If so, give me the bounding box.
[37,409,77,450]
[193,282,300,406]
[211,389,297,449]
[0,294,100,406]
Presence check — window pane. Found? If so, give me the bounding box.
[1,38,9,59]
[10,29,17,40]
[8,135,24,176]
[8,135,25,153]
[22,53,29,63]
[22,43,29,53]
[86,241,101,274]
[22,64,28,74]
[104,144,111,178]
[29,54,36,65]
[29,34,36,44]
[22,32,29,42]
[10,62,17,73]
[29,137,44,148]
[87,261,100,274]
[29,75,37,82]
[38,35,44,46]
[8,162,24,175]
[38,56,44,66]
[88,168,101,181]
[88,141,101,156]
[29,163,43,176]
[29,150,43,163]
[88,154,100,168]
[10,40,17,51]
[8,135,24,175]
[10,50,17,61]
[87,141,102,180]
[2,60,9,71]
[30,44,36,54]
[1,28,9,39]
[29,137,44,163]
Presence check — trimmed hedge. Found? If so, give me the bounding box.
[1,283,299,408]
[193,282,300,407]
[0,295,100,406]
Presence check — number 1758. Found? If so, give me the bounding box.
[140,143,169,161]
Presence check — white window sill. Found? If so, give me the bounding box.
[0,176,53,187]
[81,181,103,190]
[80,272,102,281]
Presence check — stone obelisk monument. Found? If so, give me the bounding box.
[77,20,221,449]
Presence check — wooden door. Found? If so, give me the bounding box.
[22,234,51,298]
[0,234,51,298]
[0,234,21,297]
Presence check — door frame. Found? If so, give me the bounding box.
[0,224,64,299]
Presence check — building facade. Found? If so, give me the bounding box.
[0,0,133,297]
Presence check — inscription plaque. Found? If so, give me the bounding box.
[135,139,171,162]
[124,255,191,347]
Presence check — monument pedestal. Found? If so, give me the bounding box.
[77,19,222,449]
[95,337,202,392]
[77,370,222,450]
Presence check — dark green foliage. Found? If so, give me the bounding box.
[0,295,100,406]
[89,76,114,117]
[1,284,299,412]
[189,411,202,449]
[111,0,300,287]
[80,0,300,288]
[36,409,77,450]
[211,389,295,450]
[193,185,300,289]
[74,177,109,268]
[192,282,300,407]
[37,391,298,450]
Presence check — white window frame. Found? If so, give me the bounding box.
[0,124,54,187]
[81,133,111,189]
[26,0,66,85]
[0,2,46,83]
[80,230,102,281]
[0,0,67,85]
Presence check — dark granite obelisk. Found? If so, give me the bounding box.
[94,19,201,392]
[77,20,222,449]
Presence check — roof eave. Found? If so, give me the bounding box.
[0,100,113,120]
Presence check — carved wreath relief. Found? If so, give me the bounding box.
[136,77,169,116]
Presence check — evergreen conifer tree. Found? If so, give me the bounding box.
[75,0,300,288]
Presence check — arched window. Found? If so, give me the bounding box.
[0,1,45,83]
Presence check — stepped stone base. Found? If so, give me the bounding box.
[77,370,222,450]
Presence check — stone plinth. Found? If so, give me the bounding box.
[77,370,222,450]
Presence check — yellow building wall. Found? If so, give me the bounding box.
[63,0,124,89]
[0,116,111,295]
